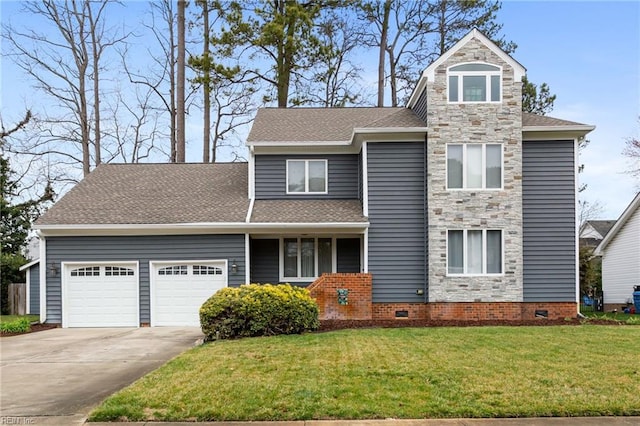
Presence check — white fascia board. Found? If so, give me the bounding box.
[594,192,640,255]
[19,259,40,271]
[38,232,46,323]
[247,140,351,147]
[245,197,255,223]
[352,127,429,135]
[36,221,370,237]
[523,126,595,141]
[248,146,255,198]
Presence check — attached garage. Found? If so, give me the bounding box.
[150,260,228,326]
[62,262,139,328]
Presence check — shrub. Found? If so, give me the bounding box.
[0,317,31,333]
[199,283,319,341]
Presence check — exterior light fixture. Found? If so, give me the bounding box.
[230,260,238,274]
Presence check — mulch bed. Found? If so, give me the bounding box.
[0,322,58,337]
[318,317,626,332]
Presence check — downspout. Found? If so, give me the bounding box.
[423,132,428,303]
[38,231,47,323]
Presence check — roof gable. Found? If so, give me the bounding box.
[595,193,640,254]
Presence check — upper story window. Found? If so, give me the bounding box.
[448,63,501,103]
[447,144,502,190]
[287,159,327,194]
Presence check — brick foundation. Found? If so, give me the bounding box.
[307,273,372,320]
[371,303,429,320]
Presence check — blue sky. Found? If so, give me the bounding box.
[1,0,639,219]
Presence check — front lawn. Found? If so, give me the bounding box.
[90,325,640,421]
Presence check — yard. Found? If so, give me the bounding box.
[90,325,640,421]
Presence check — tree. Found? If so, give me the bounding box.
[622,117,640,180]
[176,0,187,162]
[361,0,515,107]
[2,0,126,176]
[522,76,556,115]
[1,113,53,314]
[208,0,327,107]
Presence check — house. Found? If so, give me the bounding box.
[26,29,595,327]
[594,193,640,311]
[579,220,616,248]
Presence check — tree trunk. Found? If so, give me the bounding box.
[388,49,397,107]
[377,0,391,107]
[202,0,210,162]
[89,2,101,166]
[176,0,186,162]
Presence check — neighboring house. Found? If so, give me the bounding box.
[579,220,616,248]
[25,29,595,327]
[595,193,640,311]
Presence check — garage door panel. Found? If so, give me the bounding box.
[64,264,139,328]
[152,261,227,326]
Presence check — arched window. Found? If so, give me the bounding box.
[448,63,501,103]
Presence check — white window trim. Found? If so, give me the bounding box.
[286,159,328,195]
[446,229,504,276]
[279,237,337,282]
[446,143,503,190]
[447,62,502,104]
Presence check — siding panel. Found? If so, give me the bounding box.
[522,141,576,302]
[411,89,429,123]
[602,205,640,304]
[255,154,358,199]
[29,263,40,315]
[368,142,426,302]
[45,234,246,324]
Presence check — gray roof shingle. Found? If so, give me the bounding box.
[251,200,367,223]
[587,220,617,238]
[522,112,588,127]
[36,163,249,225]
[247,107,426,143]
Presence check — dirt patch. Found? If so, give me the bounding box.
[318,317,626,332]
[1,323,58,337]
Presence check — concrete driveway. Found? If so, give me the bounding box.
[0,327,203,424]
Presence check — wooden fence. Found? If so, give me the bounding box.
[8,283,26,315]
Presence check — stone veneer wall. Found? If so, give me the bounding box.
[426,37,524,303]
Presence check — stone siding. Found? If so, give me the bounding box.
[426,37,524,302]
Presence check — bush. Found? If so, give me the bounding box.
[0,317,31,333]
[199,283,319,341]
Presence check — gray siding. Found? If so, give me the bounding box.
[337,238,361,273]
[250,239,279,283]
[411,89,428,123]
[29,263,40,315]
[522,140,576,302]
[368,142,427,302]
[255,154,359,199]
[45,234,246,324]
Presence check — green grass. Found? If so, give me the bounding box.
[89,326,640,422]
[581,306,638,323]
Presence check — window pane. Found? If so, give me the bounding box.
[491,75,500,101]
[449,75,458,102]
[466,145,483,188]
[451,64,500,72]
[308,161,326,192]
[284,238,298,277]
[318,238,332,275]
[463,75,486,101]
[447,145,463,188]
[486,144,502,188]
[287,161,305,193]
[301,238,315,277]
[448,231,464,274]
[467,230,483,274]
[487,231,502,274]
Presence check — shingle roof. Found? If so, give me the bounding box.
[587,220,617,238]
[36,163,249,225]
[247,107,426,143]
[522,112,588,127]
[251,200,367,223]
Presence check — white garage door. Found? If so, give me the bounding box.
[64,263,139,328]
[151,261,227,326]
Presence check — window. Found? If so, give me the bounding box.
[286,160,327,194]
[70,266,100,277]
[447,230,503,275]
[448,63,501,103]
[447,144,502,189]
[158,265,188,275]
[193,265,223,275]
[105,266,134,276]
[282,237,333,280]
